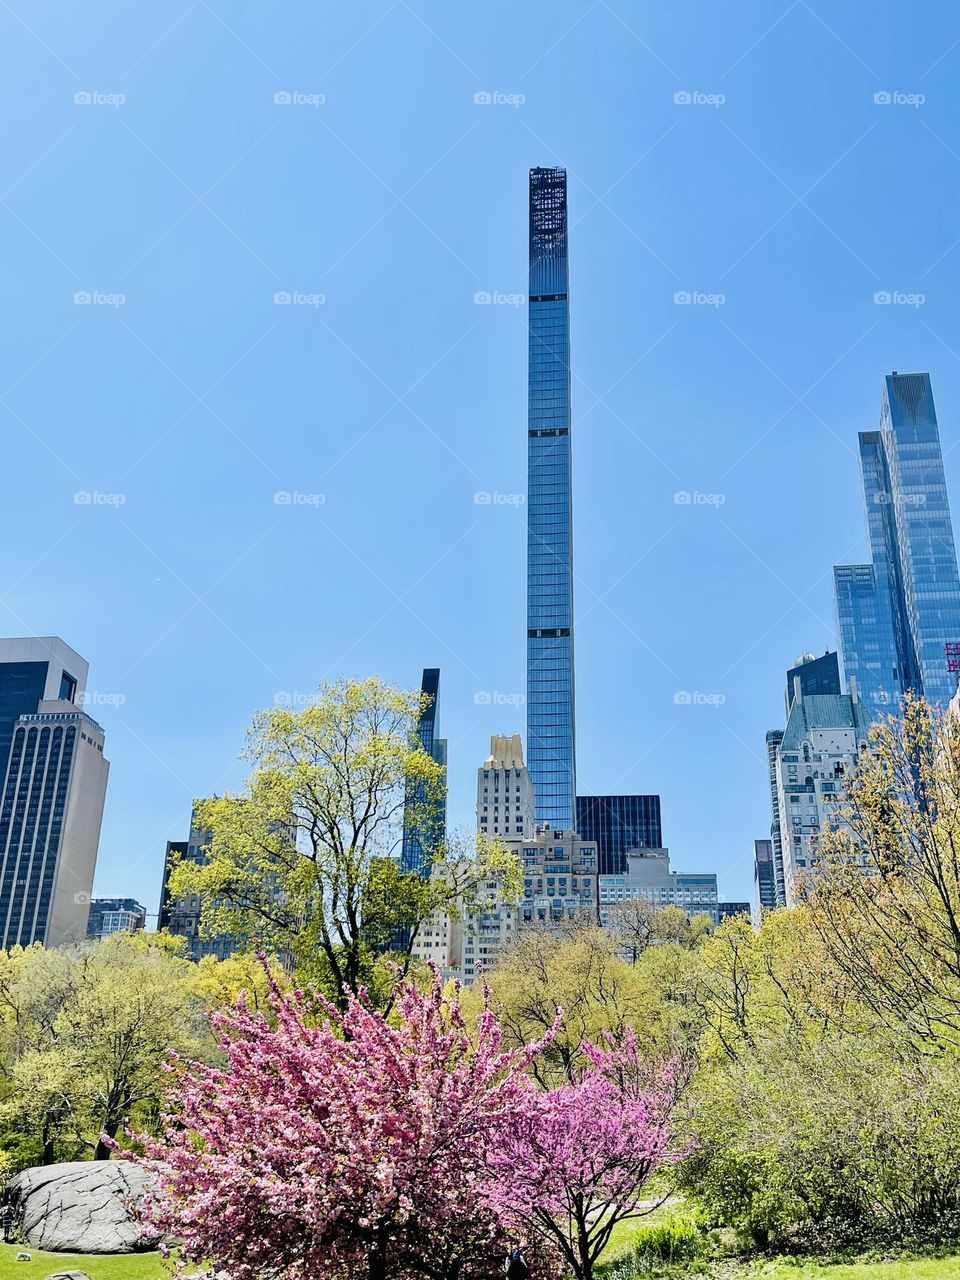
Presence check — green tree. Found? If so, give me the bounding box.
[0,934,210,1163]
[167,677,521,1009]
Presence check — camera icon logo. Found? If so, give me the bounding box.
[274,91,292,105]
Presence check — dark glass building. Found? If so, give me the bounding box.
[0,638,109,949]
[753,838,776,919]
[160,806,238,961]
[400,668,447,876]
[785,651,840,714]
[527,167,577,830]
[834,373,960,713]
[575,794,663,876]
[86,897,146,938]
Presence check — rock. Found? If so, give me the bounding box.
[9,1161,159,1254]
[45,1273,92,1280]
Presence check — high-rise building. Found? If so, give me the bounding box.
[834,372,960,714]
[598,849,719,926]
[772,686,873,906]
[401,668,448,876]
[86,897,146,939]
[785,651,841,714]
[717,901,751,922]
[753,838,777,923]
[0,637,109,948]
[575,795,663,876]
[526,167,577,830]
[160,805,237,961]
[764,728,786,906]
[477,733,535,840]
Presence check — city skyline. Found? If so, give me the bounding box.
[6,3,960,913]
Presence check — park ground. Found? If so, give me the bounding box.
[3,1244,960,1280]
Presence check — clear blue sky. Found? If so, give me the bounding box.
[3,0,960,916]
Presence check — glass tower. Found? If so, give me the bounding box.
[575,794,663,876]
[527,167,577,829]
[834,373,960,712]
[400,667,447,876]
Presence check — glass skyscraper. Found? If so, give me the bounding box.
[527,167,577,829]
[0,637,109,948]
[575,794,663,876]
[400,667,447,875]
[834,373,960,712]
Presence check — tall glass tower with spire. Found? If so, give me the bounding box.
[834,372,960,713]
[526,167,576,829]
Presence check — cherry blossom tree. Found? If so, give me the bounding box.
[136,968,559,1280]
[487,1029,681,1280]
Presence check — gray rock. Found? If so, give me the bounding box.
[45,1272,92,1279]
[9,1161,159,1254]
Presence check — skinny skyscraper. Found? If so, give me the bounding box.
[526,167,576,829]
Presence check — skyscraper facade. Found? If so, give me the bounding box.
[160,803,238,961]
[834,373,960,713]
[0,637,109,948]
[526,167,577,830]
[400,667,447,876]
[575,794,663,875]
[477,733,535,840]
[753,838,776,922]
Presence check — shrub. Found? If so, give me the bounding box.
[632,1218,704,1267]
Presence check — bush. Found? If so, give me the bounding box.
[632,1218,704,1268]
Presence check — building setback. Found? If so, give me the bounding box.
[834,372,960,714]
[477,733,535,841]
[526,167,577,830]
[0,637,109,948]
[575,794,663,876]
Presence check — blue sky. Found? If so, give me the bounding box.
[3,0,960,916]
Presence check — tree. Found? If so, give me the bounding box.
[167,677,521,1009]
[488,1029,680,1280]
[807,694,960,1048]
[606,899,711,962]
[138,969,560,1280]
[0,934,211,1163]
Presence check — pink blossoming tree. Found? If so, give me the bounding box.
[487,1030,681,1280]
[137,970,560,1280]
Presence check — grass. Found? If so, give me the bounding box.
[0,1243,168,1279]
[756,1259,960,1278]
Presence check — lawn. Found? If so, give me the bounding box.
[0,1243,168,1279]
[757,1259,960,1279]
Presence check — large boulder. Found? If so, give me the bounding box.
[9,1161,159,1254]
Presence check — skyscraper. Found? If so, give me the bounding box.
[753,838,776,922]
[527,167,577,830]
[834,373,960,713]
[160,804,237,961]
[477,733,535,840]
[400,668,447,876]
[0,637,109,948]
[575,794,663,875]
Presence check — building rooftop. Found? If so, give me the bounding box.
[781,693,872,751]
